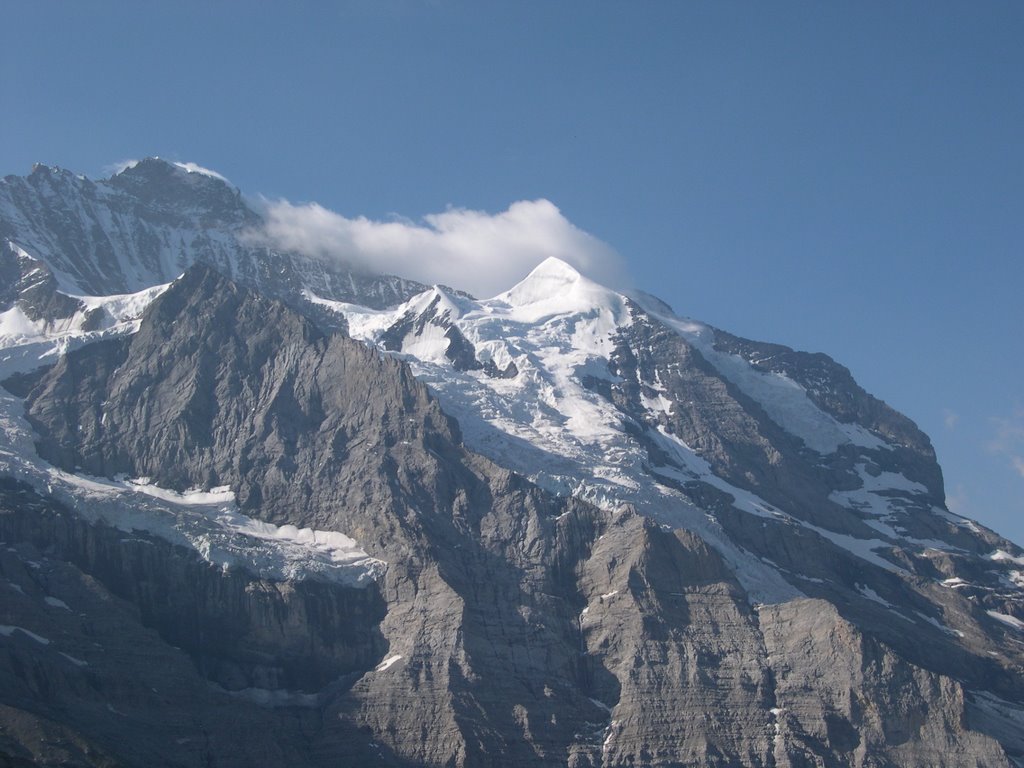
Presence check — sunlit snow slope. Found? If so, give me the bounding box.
[311,257,1024,631]
[2,160,1024,765]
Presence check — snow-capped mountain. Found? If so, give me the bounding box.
[1,159,1022,767]
[0,158,427,309]
[315,253,1024,683]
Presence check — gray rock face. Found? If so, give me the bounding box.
[0,478,369,768]
[0,477,387,694]
[760,599,1007,768]
[0,159,426,310]
[549,299,1022,705]
[0,240,89,328]
[601,305,848,524]
[16,267,614,764]
[2,162,1023,767]
[711,328,944,499]
[4,266,1013,766]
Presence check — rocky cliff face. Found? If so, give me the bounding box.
[0,159,425,309]
[2,160,1023,767]
[0,477,378,768]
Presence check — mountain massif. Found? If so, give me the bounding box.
[1,159,1022,767]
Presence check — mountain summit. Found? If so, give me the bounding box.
[1,162,1022,767]
[500,255,584,299]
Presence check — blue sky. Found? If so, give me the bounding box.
[3,1,1022,543]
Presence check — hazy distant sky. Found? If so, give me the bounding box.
[2,1,1022,543]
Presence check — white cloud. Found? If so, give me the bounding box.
[172,161,231,184]
[251,198,628,298]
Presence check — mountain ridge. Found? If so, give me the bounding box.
[1,158,1022,767]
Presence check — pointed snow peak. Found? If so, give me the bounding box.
[405,284,465,321]
[488,255,629,326]
[523,256,586,291]
[429,284,469,318]
[531,256,583,281]
[498,257,586,306]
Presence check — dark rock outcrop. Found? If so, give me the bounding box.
[712,327,945,499]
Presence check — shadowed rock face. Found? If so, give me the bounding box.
[0,241,89,328]
[0,159,427,309]
[602,306,847,523]
[592,301,955,538]
[0,478,363,768]
[711,327,944,498]
[759,598,1008,768]
[25,264,462,535]
[5,265,1013,767]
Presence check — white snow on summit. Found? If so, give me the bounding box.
[326,258,807,601]
[493,256,615,315]
[320,257,961,598]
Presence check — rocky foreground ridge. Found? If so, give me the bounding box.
[1,159,1023,767]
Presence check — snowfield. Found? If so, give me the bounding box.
[322,258,961,602]
[1,252,1015,601]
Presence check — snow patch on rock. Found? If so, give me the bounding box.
[0,387,383,586]
[0,625,50,645]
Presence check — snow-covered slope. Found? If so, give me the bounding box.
[3,160,1021,646]
[0,160,255,295]
[0,158,426,308]
[0,281,168,380]
[2,161,1024,766]
[0,277,381,586]
[316,259,906,526]
[314,257,1024,633]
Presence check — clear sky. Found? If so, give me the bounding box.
[3,1,1022,543]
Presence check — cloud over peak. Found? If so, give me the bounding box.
[253,197,627,298]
